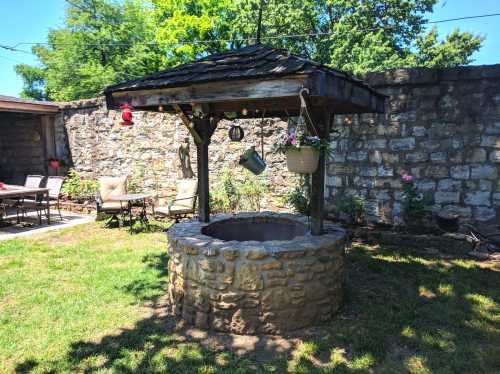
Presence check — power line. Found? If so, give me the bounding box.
[1,12,499,54]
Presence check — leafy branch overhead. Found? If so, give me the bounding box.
[17,0,484,101]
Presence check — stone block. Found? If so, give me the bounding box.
[347,151,368,161]
[450,165,470,180]
[412,126,426,137]
[246,249,269,260]
[485,122,500,134]
[435,191,460,204]
[405,152,428,162]
[421,140,441,152]
[464,191,491,206]
[199,259,218,272]
[426,165,449,179]
[235,263,263,291]
[369,151,383,164]
[470,165,497,180]
[359,166,378,177]
[438,179,462,191]
[260,260,283,271]
[389,137,416,151]
[430,152,447,163]
[473,206,496,221]
[327,175,343,187]
[466,148,487,163]
[480,135,500,148]
[440,205,472,219]
[490,151,500,163]
[417,180,436,191]
[382,153,399,163]
[377,165,394,177]
[365,139,387,149]
[480,180,493,191]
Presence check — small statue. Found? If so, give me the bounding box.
[177,137,195,179]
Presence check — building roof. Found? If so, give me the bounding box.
[0,95,60,114]
[105,44,380,96]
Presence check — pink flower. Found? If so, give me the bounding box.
[401,174,414,184]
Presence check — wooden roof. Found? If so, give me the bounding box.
[0,95,60,114]
[104,44,386,116]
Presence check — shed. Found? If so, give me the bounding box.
[105,44,386,234]
[0,95,60,183]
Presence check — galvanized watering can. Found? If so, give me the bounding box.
[239,146,266,175]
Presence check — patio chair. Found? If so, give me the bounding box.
[7,175,45,223]
[18,176,66,223]
[154,179,198,222]
[96,176,129,225]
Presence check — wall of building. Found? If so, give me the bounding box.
[0,114,46,184]
[54,64,500,224]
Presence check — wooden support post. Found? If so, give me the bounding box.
[310,110,332,235]
[40,115,56,176]
[172,104,203,144]
[193,116,218,222]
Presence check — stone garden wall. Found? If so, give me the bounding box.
[55,98,299,208]
[54,64,500,224]
[327,64,500,224]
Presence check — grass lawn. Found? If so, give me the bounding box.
[0,223,499,373]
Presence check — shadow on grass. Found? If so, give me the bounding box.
[15,243,500,373]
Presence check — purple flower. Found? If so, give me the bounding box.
[401,174,414,184]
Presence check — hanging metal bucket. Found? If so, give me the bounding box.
[239,146,266,175]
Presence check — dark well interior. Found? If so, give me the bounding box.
[201,217,308,242]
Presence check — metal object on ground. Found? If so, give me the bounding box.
[239,146,266,175]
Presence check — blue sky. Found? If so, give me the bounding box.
[0,0,499,98]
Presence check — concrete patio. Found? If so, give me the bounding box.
[0,208,93,240]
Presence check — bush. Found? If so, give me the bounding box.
[332,193,366,224]
[61,169,98,203]
[209,168,267,213]
[281,176,311,215]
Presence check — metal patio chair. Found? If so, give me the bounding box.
[154,179,198,222]
[96,176,129,225]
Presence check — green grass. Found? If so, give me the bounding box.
[0,224,499,373]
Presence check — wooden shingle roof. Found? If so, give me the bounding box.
[106,44,378,95]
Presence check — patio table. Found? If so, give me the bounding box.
[109,193,151,230]
[0,185,51,225]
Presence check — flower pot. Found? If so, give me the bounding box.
[286,146,319,174]
[49,160,60,169]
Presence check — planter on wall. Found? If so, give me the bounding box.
[286,146,319,174]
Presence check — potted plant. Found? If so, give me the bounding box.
[48,158,61,169]
[276,132,329,174]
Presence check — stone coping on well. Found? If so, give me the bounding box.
[167,211,347,255]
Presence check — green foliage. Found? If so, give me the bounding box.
[281,176,311,215]
[17,0,167,101]
[61,169,98,202]
[209,168,267,213]
[402,178,426,223]
[17,0,484,100]
[333,193,366,224]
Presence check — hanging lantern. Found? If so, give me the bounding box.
[120,103,134,126]
[229,125,244,141]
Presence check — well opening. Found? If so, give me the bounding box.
[201,216,308,242]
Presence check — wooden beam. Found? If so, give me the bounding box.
[40,115,57,176]
[172,104,203,144]
[310,110,331,236]
[193,116,219,222]
[0,100,59,114]
[110,76,311,109]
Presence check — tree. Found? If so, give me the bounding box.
[17,0,167,101]
[153,0,484,73]
[18,0,484,100]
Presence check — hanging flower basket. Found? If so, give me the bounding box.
[276,132,328,174]
[286,146,320,174]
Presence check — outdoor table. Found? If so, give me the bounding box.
[109,193,151,229]
[0,184,51,225]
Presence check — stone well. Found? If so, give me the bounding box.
[166,212,346,334]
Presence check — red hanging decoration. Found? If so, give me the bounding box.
[120,103,134,126]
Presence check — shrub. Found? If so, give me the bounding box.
[333,193,366,224]
[61,169,98,202]
[281,176,310,215]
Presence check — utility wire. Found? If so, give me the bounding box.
[1,12,499,54]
